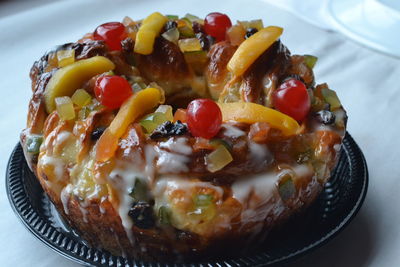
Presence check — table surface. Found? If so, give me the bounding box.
[1,0,399,266]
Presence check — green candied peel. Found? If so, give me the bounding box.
[321,87,341,110]
[158,206,171,225]
[195,194,214,207]
[140,112,169,134]
[162,27,180,43]
[166,15,179,20]
[129,178,149,201]
[209,138,232,152]
[184,13,202,23]
[278,174,296,201]
[304,54,318,69]
[26,135,43,154]
[177,20,195,38]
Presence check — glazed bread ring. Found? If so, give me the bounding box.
[21,12,347,262]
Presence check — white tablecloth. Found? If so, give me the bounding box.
[0,0,399,266]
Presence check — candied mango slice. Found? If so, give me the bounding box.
[45,56,115,113]
[227,26,283,76]
[55,96,75,121]
[218,102,300,136]
[134,12,168,55]
[96,87,163,161]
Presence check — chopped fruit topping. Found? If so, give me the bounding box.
[273,78,311,122]
[321,87,341,110]
[190,193,216,221]
[173,108,187,123]
[134,12,168,55]
[129,179,149,202]
[187,99,222,139]
[150,121,188,139]
[227,24,246,46]
[178,38,202,52]
[278,174,296,201]
[184,13,203,24]
[94,75,133,109]
[227,26,283,76]
[158,206,171,225]
[55,96,75,121]
[166,15,179,20]
[26,135,43,154]
[218,102,300,136]
[56,49,75,67]
[206,144,233,172]
[71,89,92,107]
[44,56,115,113]
[209,138,232,151]
[162,27,180,43]
[176,19,195,37]
[96,87,163,162]
[155,105,174,121]
[93,22,127,51]
[140,112,169,133]
[304,54,318,69]
[204,12,232,42]
[238,19,264,31]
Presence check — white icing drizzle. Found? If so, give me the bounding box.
[60,184,72,215]
[249,141,273,163]
[39,155,65,181]
[156,149,189,173]
[79,205,89,223]
[159,137,192,155]
[56,131,71,145]
[108,162,144,246]
[232,164,313,227]
[153,175,224,197]
[222,124,245,138]
[144,145,157,181]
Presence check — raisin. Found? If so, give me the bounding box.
[150,121,188,139]
[163,20,178,32]
[245,27,258,39]
[195,32,214,50]
[128,201,155,229]
[192,21,204,34]
[121,37,134,53]
[91,126,106,140]
[315,110,336,125]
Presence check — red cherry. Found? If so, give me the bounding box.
[272,78,311,122]
[94,75,133,109]
[204,12,232,42]
[93,22,127,51]
[187,99,222,139]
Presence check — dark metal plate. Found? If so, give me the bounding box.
[6,133,368,266]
